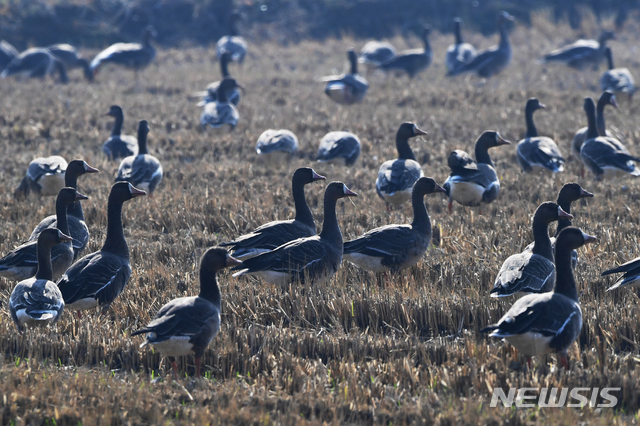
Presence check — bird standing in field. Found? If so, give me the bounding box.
[102,105,139,160]
[445,18,476,74]
[378,26,432,78]
[571,91,616,162]
[321,49,369,105]
[9,229,70,332]
[255,129,298,156]
[358,40,396,73]
[28,160,99,261]
[116,120,163,195]
[448,12,514,79]
[482,227,596,369]
[540,30,615,70]
[47,44,93,81]
[443,131,510,213]
[1,48,68,83]
[194,52,241,106]
[90,26,157,80]
[14,156,68,198]
[344,177,445,272]
[221,168,325,259]
[316,131,361,166]
[232,182,357,285]
[57,182,146,314]
[375,122,427,208]
[516,98,565,173]
[200,78,242,131]
[132,247,240,379]
[600,47,635,99]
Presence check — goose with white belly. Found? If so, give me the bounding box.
[516,98,565,173]
[115,120,163,195]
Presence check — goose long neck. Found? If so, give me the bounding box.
[554,243,579,300]
[35,242,54,281]
[349,54,358,74]
[411,192,430,235]
[319,195,342,244]
[137,129,148,155]
[525,105,538,138]
[292,180,315,231]
[65,173,84,220]
[555,200,573,237]
[454,22,463,44]
[499,24,510,49]
[111,110,123,136]
[474,143,494,166]
[595,97,608,137]
[606,51,614,70]
[531,218,553,261]
[422,32,431,54]
[586,103,599,140]
[396,135,416,160]
[199,264,221,309]
[55,196,70,236]
[102,198,128,256]
[220,55,230,78]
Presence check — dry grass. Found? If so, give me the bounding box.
[0,11,639,425]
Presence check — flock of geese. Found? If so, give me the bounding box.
[1,11,640,380]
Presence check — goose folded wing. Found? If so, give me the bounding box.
[235,236,326,274]
[221,220,310,252]
[344,225,416,258]
[0,241,38,270]
[493,252,555,295]
[132,298,217,342]
[582,140,640,171]
[130,156,161,184]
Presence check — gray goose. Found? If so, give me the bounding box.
[1,47,68,83]
[523,183,593,270]
[232,182,357,285]
[490,202,572,298]
[322,49,369,105]
[378,26,432,78]
[195,52,241,106]
[255,129,298,156]
[483,227,597,369]
[200,78,241,131]
[448,12,513,79]
[344,177,445,272]
[47,44,92,81]
[541,30,616,70]
[0,40,18,72]
[220,168,325,260]
[216,12,247,64]
[57,182,146,313]
[600,47,635,98]
[445,18,476,74]
[571,91,616,161]
[580,97,640,180]
[90,26,157,79]
[14,156,68,198]
[102,105,139,160]
[29,160,99,260]
[358,41,396,72]
[132,247,241,379]
[0,188,87,281]
[116,120,163,195]
[375,123,427,207]
[316,131,361,166]
[516,98,565,173]
[9,228,70,332]
[443,131,511,214]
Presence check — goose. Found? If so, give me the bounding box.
[316,131,361,166]
[523,183,593,270]
[232,182,357,285]
[47,44,93,81]
[448,12,513,78]
[358,41,396,72]
[490,202,572,298]
[200,78,242,131]
[602,255,640,291]
[194,52,241,106]
[116,120,163,195]
[14,156,68,198]
[0,188,87,281]
[1,47,68,83]
[600,47,635,98]
[571,91,616,161]
[132,247,241,379]
[443,131,511,213]
[216,12,247,64]
[0,40,18,72]
[580,97,640,180]
[9,229,70,332]
[90,26,157,79]
[344,177,445,272]
[445,18,476,74]
[255,129,298,156]
[378,26,432,78]
[375,122,427,207]
[220,167,325,259]
[57,182,146,313]
[28,160,99,260]
[321,49,369,105]
[516,98,565,173]
[482,227,596,369]
[102,105,139,160]
[541,30,615,70]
